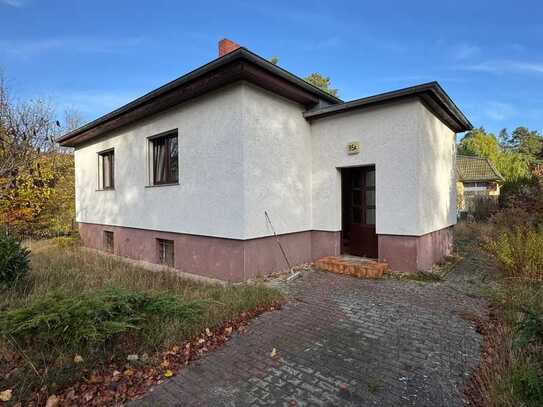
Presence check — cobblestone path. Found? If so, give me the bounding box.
[132,270,485,406]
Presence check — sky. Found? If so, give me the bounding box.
[1,0,542,137]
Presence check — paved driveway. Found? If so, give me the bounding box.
[132,271,484,406]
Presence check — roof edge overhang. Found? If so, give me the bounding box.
[303,82,473,133]
[459,177,504,183]
[58,48,342,147]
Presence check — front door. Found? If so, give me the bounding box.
[341,166,378,258]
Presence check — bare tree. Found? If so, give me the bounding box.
[62,107,83,133]
[0,74,57,185]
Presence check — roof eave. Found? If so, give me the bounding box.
[58,47,342,147]
[303,82,473,133]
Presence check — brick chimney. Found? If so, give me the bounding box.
[218,38,241,57]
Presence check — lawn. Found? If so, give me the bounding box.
[0,238,282,405]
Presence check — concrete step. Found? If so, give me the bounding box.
[314,255,389,279]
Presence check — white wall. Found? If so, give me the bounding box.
[310,99,456,236]
[74,82,314,240]
[417,103,457,234]
[241,83,313,238]
[74,85,246,239]
[75,85,456,240]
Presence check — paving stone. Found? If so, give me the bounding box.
[131,270,485,406]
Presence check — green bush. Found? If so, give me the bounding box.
[516,309,543,348]
[0,233,30,287]
[0,287,204,350]
[483,226,543,281]
[506,362,543,407]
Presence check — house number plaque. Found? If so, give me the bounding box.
[347,141,360,155]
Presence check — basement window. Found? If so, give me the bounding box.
[103,231,114,253]
[157,239,175,267]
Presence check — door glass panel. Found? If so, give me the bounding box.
[352,207,361,224]
[366,208,376,225]
[366,170,375,187]
[353,191,361,205]
[366,190,375,206]
[352,171,361,188]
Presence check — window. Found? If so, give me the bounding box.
[103,231,114,253]
[157,239,174,267]
[464,182,489,189]
[98,149,115,189]
[150,131,178,185]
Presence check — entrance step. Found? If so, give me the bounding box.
[314,255,389,279]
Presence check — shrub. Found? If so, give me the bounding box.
[472,195,499,221]
[52,235,80,249]
[490,206,537,231]
[483,226,543,281]
[0,287,204,351]
[516,309,543,348]
[506,361,543,407]
[0,233,30,287]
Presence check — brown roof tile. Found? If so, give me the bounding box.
[456,155,504,182]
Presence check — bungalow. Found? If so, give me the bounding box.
[456,154,504,213]
[58,39,472,281]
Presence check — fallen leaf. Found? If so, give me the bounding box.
[197,338,206,344]
[0,389,12,402]
[74,354,84,364]
[88,374,102,384]
[171,346,180,353]
[123,368,134,377]
[163,370,174,378]
[270,348,278,359]
[224,326,233,335]
[160,360,169,368]
[45,394,59,407]
[127,354,139,362]
[205,328,213,337]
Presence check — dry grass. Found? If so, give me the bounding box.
[456,223,543,406]
[0,239,282,402]
[3,239,281,330]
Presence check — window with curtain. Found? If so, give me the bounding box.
[151,131,178,184]
[99,149,114,189]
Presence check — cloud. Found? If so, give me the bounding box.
[483,101,517,121]
[1,0,25,7]
[452,43,480,60]
[460,60,543,74]
[0,36,145,58]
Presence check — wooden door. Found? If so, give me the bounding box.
[342,166,378,258]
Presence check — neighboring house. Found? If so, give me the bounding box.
[456,154,504,213]
[58,39,472,281]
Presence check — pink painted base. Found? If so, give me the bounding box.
[78,222,453,280]
[78,223,341,282]
[378,226,453,272]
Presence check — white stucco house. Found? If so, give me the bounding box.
[58,39,472,282]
